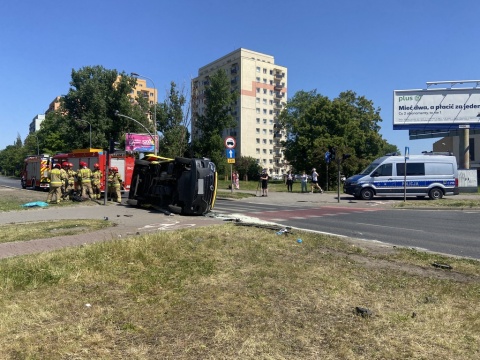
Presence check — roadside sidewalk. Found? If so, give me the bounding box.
[0,202,224,260]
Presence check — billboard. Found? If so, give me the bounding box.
[393,88,480,130]
[125,133,158,152]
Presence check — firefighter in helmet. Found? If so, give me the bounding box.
[65,162,76,200]
[46,163,65,204]
[108,166,122,203]
[91,163,102,200]
[78,161,93,199]
[60,162,69,200]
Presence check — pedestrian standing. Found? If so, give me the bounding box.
[232,171,237,190]
[311,168,324,193]
[301,171,308,193]
[235,171,240,190]
[260,170,269,197]
[46,163,65,204]
[91,163,102,200]
[286,171,294,192]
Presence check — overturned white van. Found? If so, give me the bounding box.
[343,155,459,200]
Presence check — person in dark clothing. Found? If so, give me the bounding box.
[260,170,269,197]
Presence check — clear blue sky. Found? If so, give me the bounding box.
[1,0,479,155]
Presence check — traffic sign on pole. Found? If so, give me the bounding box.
[225,136,236,149]
[226,149,235,158]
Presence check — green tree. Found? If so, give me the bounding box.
[280,89,398,189]
[37,66,146,153]
[0,134,26,176]
[192,69,237,174]
[156,82,190,158]
[235,156,262,181]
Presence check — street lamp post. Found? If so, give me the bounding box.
[131,72,157,155]
[77,119,92,149]
[114,111,156,154]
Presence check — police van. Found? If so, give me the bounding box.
[343,154,459,200]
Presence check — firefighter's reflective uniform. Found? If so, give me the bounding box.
[60,163,68,200]
[108,167,122,203]
[92,164,102,200]
[78,162,93,199]
[47,164,65,204]
[66,163,76,200]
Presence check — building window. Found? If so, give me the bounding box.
[256,97,260,103]
[263,99,267,105]
[256,88,260,93]
[269,129,273,134]
[256,118,260,124]
[263,89,267,94]
[263,78,267,83]
[256,128,260,134]
[256,138,260,144]
[263,119,267,124]
[262,139,267,144]
[270,70,273,75]
[256,108,260,114]
[263,68,267,74]
[256,67,260,72]
[269,140,273,144]
[256,77,260,82]
[256,148,260,154]
[263,109,267,114]
[262,129,267,135]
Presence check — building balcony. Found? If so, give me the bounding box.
[275,92,284,98]
[274,83,284,90]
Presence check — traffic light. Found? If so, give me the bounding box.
[329,146,336,161]
[109,139,121,153]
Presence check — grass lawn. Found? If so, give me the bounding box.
[0,224,479,359]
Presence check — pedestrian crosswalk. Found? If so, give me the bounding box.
[212,203,382,222]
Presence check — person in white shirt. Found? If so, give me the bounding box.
[311,168,324,193]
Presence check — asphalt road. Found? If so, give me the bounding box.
[2,175,479,260]
[213,198,480,260]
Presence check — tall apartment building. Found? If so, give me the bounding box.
[29,114,45,134]
[192,48,288,176]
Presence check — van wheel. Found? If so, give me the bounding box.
[429,187,443,200]
[360,188,374,200]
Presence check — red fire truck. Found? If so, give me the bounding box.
[21,154,52,190]
[52,148,135,194]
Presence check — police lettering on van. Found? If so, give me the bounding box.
[343,154,459,200]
